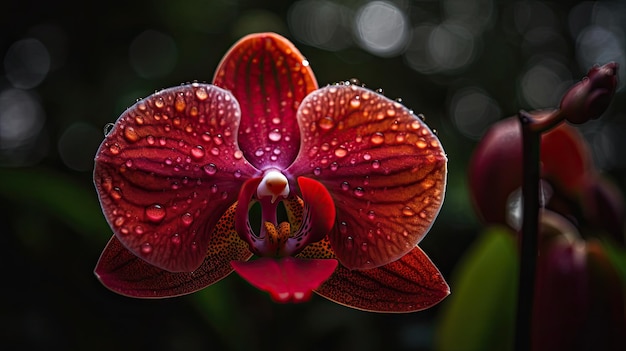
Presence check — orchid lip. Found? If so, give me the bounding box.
[257,169,290,203]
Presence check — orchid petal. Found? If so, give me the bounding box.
[213,32,318,169]
[287,84,447,269]
[94,84,257,272]
[314,246,450,312]
[283,176,336,255]
[231,257,338,303]
[95,203,253,298]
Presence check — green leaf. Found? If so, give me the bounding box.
[434,227,518,351]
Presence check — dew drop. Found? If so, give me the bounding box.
[334,147,347,158]
[371,160,381,169]
[154,97,165,108]
[110,187,123,200]
[114,216,125,227]
[367,210,375,220]
[134,225,144,235]
[318,116,335,130]
[340,181,350,191]
[125,159,133,168]
[203,163,217,175]
[411,120,421,130]
[268,129,282,141]
[255,148,265,157]
[353,187,365,197]
[350,97,361,108]
[233,170,242,178]
[233,150,243,159]
[313,167,321,176]
[171,233,181,245]
[419,211,428,219]
[416,140,428,149]
[386,108,396,117]
[361,242,368,251]
[195,87,208,100]
[103,123,114,136]
[370,132,384,145]
[191,145,205,160]
[402,206,415,216]
[181,212,193,226]
[362,153,371,161]
[134,115,144,125]
[175,94,186,112]
[109,143,121,155]
[330,162,339,171]
[145,204,166,223]
[141,242,153,254]
[146,135,155,145]
[339,221,348,234]
[124,127,139,142]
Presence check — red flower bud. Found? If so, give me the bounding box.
[560,63,618,124]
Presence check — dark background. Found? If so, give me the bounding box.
[1,0,624,350]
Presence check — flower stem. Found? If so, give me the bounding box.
[515,110,541,351]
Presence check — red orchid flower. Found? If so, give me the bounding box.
[93,33,449,312]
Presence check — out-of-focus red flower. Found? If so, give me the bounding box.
[468,114,592,226]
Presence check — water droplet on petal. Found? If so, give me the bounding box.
[141,242,153,254]
[334,147,347,158]
[181,212,193,226]
[339,221,348,234]
[191,145,205,160]
[330,162,339,171]
[145,204,166,223]
[367,210,375,220]
[103,123,114,136]
[203,163,217,175]
[313,167,321,176]
[318,116,334,130]
[109,143,121,155]
[370,132,384,145]
[155,97,165,108]
[134,225,144,235]
[353,187,365,197]
[340,181,350,191]
[124,127,139,142]
[371,160,381,169]
[110,187,122,200]
[171,233,181,245]
[175,94,186,112]
[268,129,282,141]
[350,97,361,108]
[402,206,415,216]
[195,87,208,100]
[233,150,243,159]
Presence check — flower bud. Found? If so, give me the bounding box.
[560,63,618,124]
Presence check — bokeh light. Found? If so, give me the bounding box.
[3,38,50,89]
[354,1,409,57]
[288,0,352,51]
[449,87,501,140]
[0,88,46,165]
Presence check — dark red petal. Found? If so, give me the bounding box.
[95,202,252,297]
[532,235,589,351]
[231,257,338,303]
[283,177,336,255]
[213,32,318,169]
[315,245,449,312]
[286,84,447,269]
[94,84,258,272]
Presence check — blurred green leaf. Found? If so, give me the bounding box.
[602,239,626,282]
[0,168,109,239]
[434,227,518,351]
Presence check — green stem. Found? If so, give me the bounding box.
[515,110,541,351]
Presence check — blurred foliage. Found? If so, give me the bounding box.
[1,0,625,350]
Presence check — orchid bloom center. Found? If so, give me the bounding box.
[257,169,290,203]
